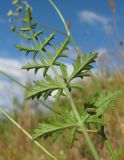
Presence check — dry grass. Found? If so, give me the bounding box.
[0,68,124,160]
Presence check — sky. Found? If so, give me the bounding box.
[0,0,124,110]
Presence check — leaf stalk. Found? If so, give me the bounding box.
[0,107,57,160]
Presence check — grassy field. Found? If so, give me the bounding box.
[0,70,124,160]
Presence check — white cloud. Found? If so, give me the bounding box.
[0,57,74,110]
[95,48,107,59]
[0,57,74,81]
[0,58,23,78]
[0,80,24,110]
[0,57,44,83]
[78,10,111,32]
[65,45,77,59]
[0,58,25,110]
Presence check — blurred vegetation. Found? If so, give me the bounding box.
[1,0,124,159]
[0,68,124,160]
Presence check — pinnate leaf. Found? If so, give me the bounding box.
[32,109,77,140]
[84,90,124,121]
[68,53,98,83]
[26,75,65,100]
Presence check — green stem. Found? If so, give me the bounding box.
[0,70,58,114]
[28,19,63,82]
[104,139,118,160]
[49,0,82,57]
[38,22,66,36]
[49,0,70,37]
[70,36,82,56]
[0,107,57,160]
[99,118,118,160]
[29,26,49,62]
[49,1,100,159]
[0,70,28,90]
[100,121,118,160]
[28,15,64,83]
[10,1,97,159]
[38,21,82,56]
[89,71,101,93]
[64,88,100,160]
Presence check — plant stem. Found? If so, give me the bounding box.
[0,107,57,160]
[64,88,100,160]
[49,1,100,159]
[49,0,70,37]
[0,70,28,90]
[104,139,118,160]
[28,19,64,84]
[0,70,58,114]
[99,118,118,160]
[70,36,82,56]
[38,22,66,36]
[100,121,118,160]
[49,0,82,57]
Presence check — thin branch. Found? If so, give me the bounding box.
[0,107,57,160]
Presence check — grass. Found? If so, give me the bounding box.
[0,70,124,160]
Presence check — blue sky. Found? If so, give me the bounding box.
[0,0,124,109]
[0,0,124,59]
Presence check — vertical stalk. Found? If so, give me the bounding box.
[49,1,100,159]
[49,0,70,37]
[0,107,57,160]
[104,139,118,160]
[48,2,118,160]
[100,118,118,160]
[49,0,82,57]
[64,88,100,160]
[48,1,100,159]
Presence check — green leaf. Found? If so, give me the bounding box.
[32,109,77,140]
[16,44,38,56]
[60,64,68,80]
[95,90,124,117]
[85,115,104,125]
[22,60,49,74]
[69,83,84,90]
[18,27,30,31]
[23,37,70,77]
[26,75,65,100]
[39,33,55,52]
[31,23,38,29]
[34,30,44,39]
[68,53,98,83]
[51,37,69,65]
[84,90,124,122]
[19,33,32,40]
[70,127,77,147]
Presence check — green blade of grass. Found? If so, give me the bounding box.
[0,69,58,114]
[0,107,58,160]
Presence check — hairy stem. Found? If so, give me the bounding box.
[11,1,99,159]
[49,1,100,159]
[0,107,57,160]
[64,88,100,160]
